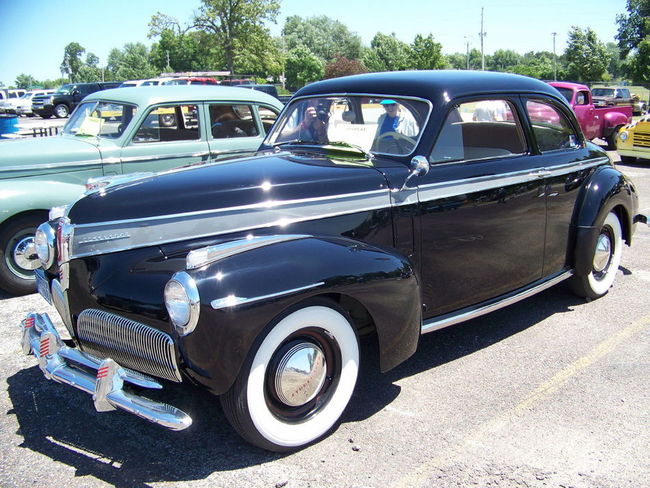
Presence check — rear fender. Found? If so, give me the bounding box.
[571,166,638,276]
[175,235,421,394]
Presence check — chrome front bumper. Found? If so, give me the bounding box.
[20,312,192,431]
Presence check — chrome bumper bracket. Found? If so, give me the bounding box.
[20,312,192,431]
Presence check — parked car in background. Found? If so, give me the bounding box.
[591,86,634,109]
[162,77,219,85]
[243,84,280,99]
[1,89,55,116]
[0,85,282,294]
[632,94,647,115]
[31,82,121,119]
[616,113,650,163]
[19,71,645,451]
[549,81,632,149]
[0,88,27,102]
[118,79,164,88]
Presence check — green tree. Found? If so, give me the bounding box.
[60,42,86,81]
[408,34,445,70]
[193,0,280,74]
[285,46,324,89]
[446,53,468,70]
[489,49,523,72]
[106,43,158,81]
[15,74,37,89]
[236,36,285,80]
[564,26,609,81]
[76,53,102,82]
[282,16,362,62]
[324,56,368,79]
[616,0,650,57]
[362,33,410,72]
[606,42,625,79]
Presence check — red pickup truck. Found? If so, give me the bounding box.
[548,81,632,149]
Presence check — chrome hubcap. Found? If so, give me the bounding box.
[274,342,327,407]
[593,233,612,273]
[13,236,39,272]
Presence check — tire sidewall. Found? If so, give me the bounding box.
[0,214,44,295]
[586,212,623,296]
[244,301,359,449]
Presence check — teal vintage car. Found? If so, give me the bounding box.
[0,85,283,294]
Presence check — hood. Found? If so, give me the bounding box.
[0,135,101,179]
[69,152,390,226]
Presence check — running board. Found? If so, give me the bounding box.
[421,270,573,335]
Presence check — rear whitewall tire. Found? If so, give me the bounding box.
[221,303,359,451]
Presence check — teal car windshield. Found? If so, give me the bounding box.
[63,101,138,139]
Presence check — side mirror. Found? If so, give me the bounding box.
[397,156,430,192]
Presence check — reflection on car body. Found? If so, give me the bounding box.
[19,71,646,453]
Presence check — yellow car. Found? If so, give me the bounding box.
[616,114,650,162]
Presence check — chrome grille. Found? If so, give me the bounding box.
[76,309,181,382]
[632,131,650,148]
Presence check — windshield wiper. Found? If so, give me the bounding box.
[326,141,371,159]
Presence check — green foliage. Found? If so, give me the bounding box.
[14,74,37,89]
[565,26,609,81]
[622,37,650,82]
[408,34,445,70]
[60,42,86,82]
[285,46,324,89]
[282,16,362,62]
[236,36,284,80]
[324,56,368,79]
[489,49,523,72]
[445,53,467,70]
[616,0,650,57]
[106,43,158,81]
[193,0,280,73]
[363,33,410,72]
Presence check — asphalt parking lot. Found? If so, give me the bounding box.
[0,137,648,487]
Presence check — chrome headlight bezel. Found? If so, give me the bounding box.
[619,130,629,142]
[35,222,56,269]
[164,271,200,336]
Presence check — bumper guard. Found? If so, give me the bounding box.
[20,312,192,431]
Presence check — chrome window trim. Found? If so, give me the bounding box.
[64,156,608,259]
[211,282,325,310]
[119,151,209,163]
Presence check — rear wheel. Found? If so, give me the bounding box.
[220,302,359,451]
[570,211,623,300]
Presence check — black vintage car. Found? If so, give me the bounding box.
[20,71,646,451]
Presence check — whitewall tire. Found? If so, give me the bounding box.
[221,302,359,451]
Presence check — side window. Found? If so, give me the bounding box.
[209,104,259,139]
[258,106,279,134]
[526,100,578,152]
[430,99,525,163]
[575,91,589,105]
[133,104,200,143]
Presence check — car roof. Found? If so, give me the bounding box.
[296,70,563,103]
[83,85,283,109]
[548,81,590,91]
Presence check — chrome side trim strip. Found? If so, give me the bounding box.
[120,151,209,163]
[187,234,311,269]
[211,282,325,310]
[70,189,390,258]
[421,270,573,335]
[0,159,103,173]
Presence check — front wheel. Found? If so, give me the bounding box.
[570,211,623,300]
[220,302,359,451]
[54,104,69,118]
[0,214,44,295]
[606,126,623,150]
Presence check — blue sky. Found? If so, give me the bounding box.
[0,0,627,86]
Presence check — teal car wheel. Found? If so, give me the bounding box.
[0,214,43,295]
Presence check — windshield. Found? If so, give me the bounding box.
[63,101,138,138]
[266,95,430,156]
[592,88,615,97]
[555,88,573,103]
[55,84,74,95]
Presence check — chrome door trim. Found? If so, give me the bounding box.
[211,282,325,310]
[421,270,573,334]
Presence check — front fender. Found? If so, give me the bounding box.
[176,235,421,395]
[571,165,638,276]
[602,110,630,130]
[0,179,86,226]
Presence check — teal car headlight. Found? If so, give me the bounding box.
[35,222,56,269]
[164,272,200,335]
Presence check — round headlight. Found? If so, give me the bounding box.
[35,222,56,269]
[164,272,200,335]
[619,131,629,142]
